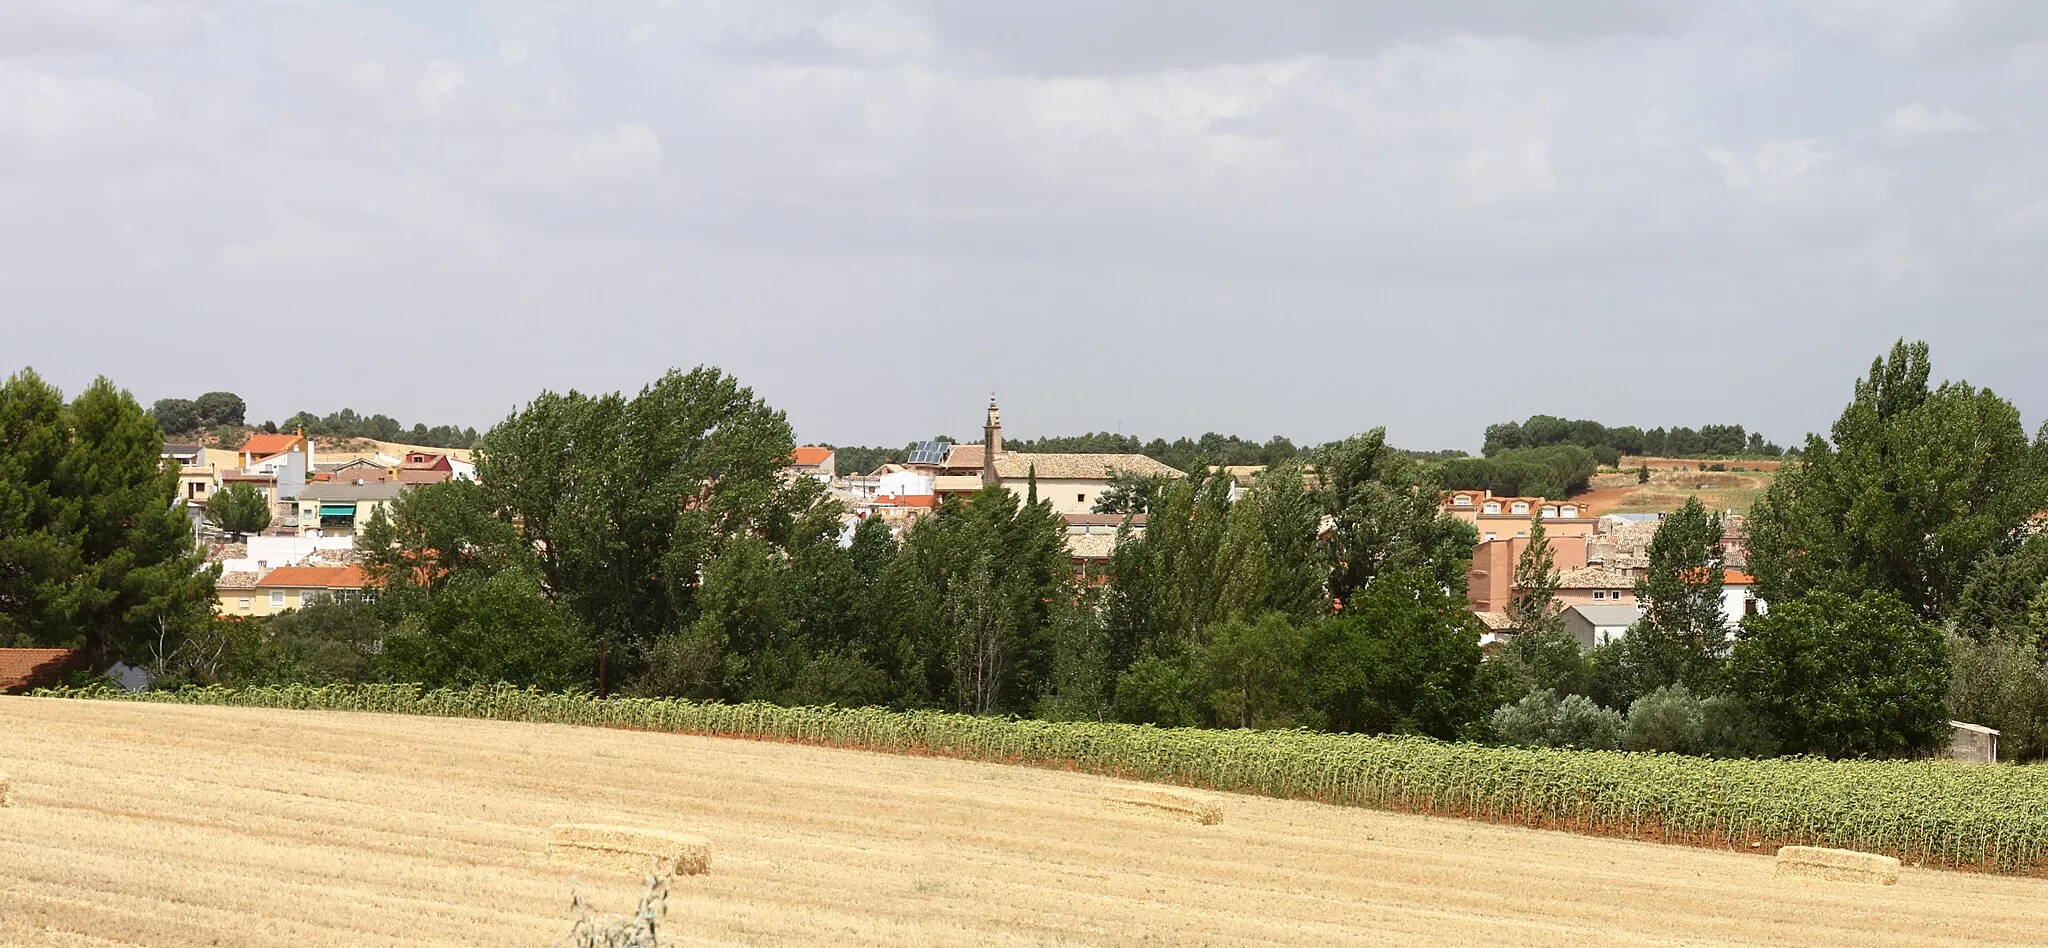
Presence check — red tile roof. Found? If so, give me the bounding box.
[0,648,86,694]
[255,565,371,589]
[240,433,303,456]
[875,493,938,508]
[789,446,834,467]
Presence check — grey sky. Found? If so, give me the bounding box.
[4,1,2046,452]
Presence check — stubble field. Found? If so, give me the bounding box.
[2,698,2043,947]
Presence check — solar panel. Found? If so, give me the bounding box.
[907,439,950,465]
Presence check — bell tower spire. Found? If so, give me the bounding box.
[982,395,1002,486]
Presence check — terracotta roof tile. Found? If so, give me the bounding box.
[1553,566,1634,589]
[789,446,834,467]
[239,433,302,456]
[993,453,1183,480]
[216,571,261,590]
[0,648,85,693]
[255,565,371,589]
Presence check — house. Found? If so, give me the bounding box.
[1552,566,1639,610]
[1721,571,1765,624]
[1474,611,1516,648]
[295,480,407,537]
[925,399,1183,516]
[313,458,392,483]
[214,571,263,615]
[0,648,87,694]
[239,431,311,470]
[787,446,836,484]
[877,469,934,498]
[1563,604,1641,649]
[235,565,376,617]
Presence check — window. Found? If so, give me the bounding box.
[1560,505,1578,518]
[1483,502,1501,514]
[1541,506,1557,518]
[1745,598,1759,617]
[1453,495,1472,507]
[270,590,285,607]
[1593,590,1606,600]
[1484,533,1497,541]
[1516,531,1527,538]
[237,597,251,610]
[1611,589,1624,599]
[1077,493,1086,504]
[1510,502,1529,514]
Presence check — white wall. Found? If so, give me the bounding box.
[222,535,354,573]
[877,471,934,496]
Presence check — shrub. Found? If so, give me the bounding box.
[1622,685,1704,754]
[1731,589,1950,758]
[1493,689,1623,750]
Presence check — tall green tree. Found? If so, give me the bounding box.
[1730,589,1949,758]
[1315,430,1475,605]
[1507,512,1561,636]
[151,397,201,434]
[0,370,215,665]
[476,367,823,682]
[1305,569,1485,738]
[1633,497,1728,689]
[1747,340,2048,619]
[204,483,272,541]
[194,391,246,427]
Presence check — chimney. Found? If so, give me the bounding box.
[982,395,1002,487]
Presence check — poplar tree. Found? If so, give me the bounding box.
[1507,513,1562,636]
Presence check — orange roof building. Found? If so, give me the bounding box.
[219,565,375,617]
[0,648,86,694]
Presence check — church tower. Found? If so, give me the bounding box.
[982,395,1002,486]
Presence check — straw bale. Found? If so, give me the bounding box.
[1102,786,1222,825]
[1774,846,1900,885]
[548,823,710,876]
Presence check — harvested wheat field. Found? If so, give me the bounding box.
[2,699,2043,947]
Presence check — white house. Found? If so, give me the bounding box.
[1563,604,1640,649]
[877,470,934,497]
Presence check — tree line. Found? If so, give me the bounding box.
[828,432,1304,478]
[8,339,2048,760]
[1483,415,1785,462]
[150,390,480,450]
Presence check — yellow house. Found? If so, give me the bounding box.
[216,565,375,617]
[295,481,406,537]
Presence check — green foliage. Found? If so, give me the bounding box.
[477,366,823,681]
[1006,431,1300,473]
[1730,589,1950,758]
[1306,570,1484,738]
[1112,655,1201,726]
[357,479,527,593]
[1479,629,1596,711]
[54,682,2048,874]
[193,391,246,427]
[1090,469,1167,514]
[0,369,215,665]
[151,397,201,434]
[1102,468,1290,668]
[1491,690,1624,750]
[1747,340,2048,620]
[272,406,477,449]
[1947,631,2048,762]
[259,597,392,685]
[1483,415,1781,459]
[1951,535,2048,647]
[1316,430,1475,604]
[1440,445,1598,499]
[1620,685,1775,758]
[204,482,272,540]
[878,486,1072,714]
[1507,514,1561,635]
[1637,464,1650,484]
[1195,612,1312,729]
[1631,497,1728,692]
[378,569,592,690]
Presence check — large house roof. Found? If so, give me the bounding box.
[992,453,1182,480]
[0,648,86,694]
[298,481,406,501]
[789,446,834,467]
[1553,566,1634,590]
[256,565,371,589]
[240,433,303,456]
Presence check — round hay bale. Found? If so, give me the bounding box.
[1101,785,1222,825]
[1774,845,1900,885]
[548,823,710,877]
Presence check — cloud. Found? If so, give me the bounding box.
[1456,141,1558,206]
[414,60,467,118]
[1707,138,1833,194]
[0,64,155,148]
[1880,102,1980,146]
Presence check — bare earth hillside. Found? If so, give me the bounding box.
[2,699,2043,947]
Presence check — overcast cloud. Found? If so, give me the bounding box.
[4,0,2047,450]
